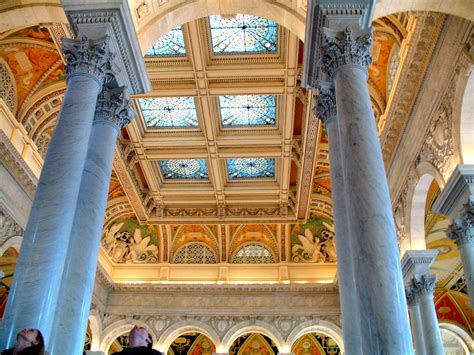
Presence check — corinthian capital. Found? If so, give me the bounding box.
[405,287,419,307]
[62,35,115,85]
[446,201,474,248]
[312,83,336,124]
[95,86,135,129]
[409,274,437,297]
[321,26,373,79]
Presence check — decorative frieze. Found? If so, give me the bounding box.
[0,206,23,245]
[416,73,456,175]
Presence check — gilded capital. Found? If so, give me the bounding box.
[409,274,436,297]
[312,83,336,125]
[62,35,115,85]
[446,201,474,249]
[321,26,373,79]
[94,86,135,129]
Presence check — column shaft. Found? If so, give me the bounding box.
[318,92,361,354]
[459,242,474,308]
[335,65,412,353]
[449,211,474,309]
[49,87,132,355]
[322,26,413,353]
[418,293,443,355]
[407,297,426,354]
[49,122,118,354]
[411,274,443,355]
[0,74,101,347]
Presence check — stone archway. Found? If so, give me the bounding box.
[459,70,474,164]
[88,310,102,352]
[221,321,285,353]
[157,321,221,353]
[373,0,474,21]
[285,320,344,353]
[100,319,157,353]
[0,2,68,33]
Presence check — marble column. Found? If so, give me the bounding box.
[321,26,413,353]
[313,85,361,354]
[433,165,474,309]
[49,87,134,354]
[0,36,113,348]
[409,275,444,355]
[446,201,474,309]
[401,249,439,355]
[406,289,426,355]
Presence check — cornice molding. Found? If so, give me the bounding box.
[0,130,38,198]
[381,14,446,166]
[63,0,150,94]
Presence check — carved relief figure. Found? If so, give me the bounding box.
[102,218,159,264]
[291,215,336,263]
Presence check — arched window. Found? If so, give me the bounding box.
[231,243,275,264]
[173,243,217,264]
[387,45,400,96]
[0,59,17,114]
[36,133,51,159]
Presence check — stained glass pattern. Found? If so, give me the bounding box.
[209,14,277,53]
[158,159,208,179]
[219,95,276,126]
[232,244,276,264]
[227,158,275,179]
[145,26,186,56]
[138,97,198,128]
[173,243,217,264]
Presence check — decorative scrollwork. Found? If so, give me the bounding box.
[409,274,436,297]
[312,83,336,124]
[446,201,474,249]
[95,86,135,129]
[321,26,373,79]
[61,35,115,84]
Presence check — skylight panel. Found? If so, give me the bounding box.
[209,14,277,54]
[227,158,275,179]
[219,95,276,126]
[145,26,186,56]
[158,159,208,179]
[138,97,198,128]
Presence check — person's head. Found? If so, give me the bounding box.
[128,325,153,349]
[15,328,44,354]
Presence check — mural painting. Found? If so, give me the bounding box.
[168,333,216,355]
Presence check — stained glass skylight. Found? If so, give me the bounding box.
[227,158,275,179]
[158,159,208,179]
[219,95,276,126]
[145,26,186,56]
[209,14,277,54]
[138,97,198,128]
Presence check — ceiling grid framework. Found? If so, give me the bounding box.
[119,16,307,224]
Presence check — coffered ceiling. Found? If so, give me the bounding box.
[115,15,315,224]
